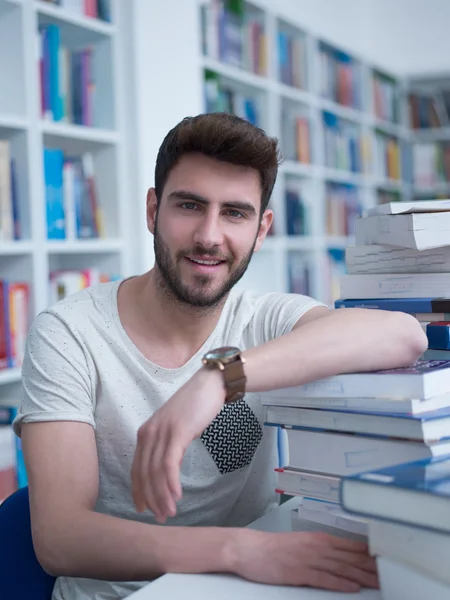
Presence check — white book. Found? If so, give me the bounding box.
[291,508,368,542]
[265,404,450,443]
[340,271,450,299]
[285,429,450,476]
[275,468,340,502]
[263,361,450,401]
[377,555,450,600]
[366,199,450,216]
[354,212,450,250]
[345,244,450,274]
[369,520,450,586]
[263,391,450,415]
[296,504,368,536]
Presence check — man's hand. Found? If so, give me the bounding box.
[233,530,379,593]
[131,367,225,522]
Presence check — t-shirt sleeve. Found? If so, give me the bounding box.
[249,292,328,346]
[13,310,96,437]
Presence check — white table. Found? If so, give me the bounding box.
[126,498,382,599]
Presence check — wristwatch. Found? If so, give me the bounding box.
[202,346,247,403]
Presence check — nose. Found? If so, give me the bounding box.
[192,210,224,249]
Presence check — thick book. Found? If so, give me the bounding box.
[340,272,450,299]
[427,322,450,350]
[285,428,450,476]
[335,297,450,313]
[265,404,450,443]
[345,244,450,274]
[377,555,450,600]
[366,199,450,216]
[264,360,450,400]
[275,468,340,502]
[354,211,450,250]
[340,455,450,534]
[263,390,450,415]
[291,508,367,542]
[369,519,450,586]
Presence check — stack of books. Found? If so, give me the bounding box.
[336,198,450,360]
[263,361,450,544]
[340,455,450,600]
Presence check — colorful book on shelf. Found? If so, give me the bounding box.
[340,455,450,534]
[2,281,30,369]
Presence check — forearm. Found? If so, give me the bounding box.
[40,508,239,580]
[242,308,428,393]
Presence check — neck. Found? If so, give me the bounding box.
[126,269,227,352]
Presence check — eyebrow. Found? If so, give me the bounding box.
[168,190,257,216]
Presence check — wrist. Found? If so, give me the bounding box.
[197,365,227,402]
[222,528,262,576]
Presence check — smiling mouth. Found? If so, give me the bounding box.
[186,257,226,266]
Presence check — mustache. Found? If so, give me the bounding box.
[178,246,232,263]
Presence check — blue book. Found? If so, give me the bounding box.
[427,322,450,350]
[340,455,450,534]
[335,297,450,313]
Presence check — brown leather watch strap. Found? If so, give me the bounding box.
[223,356,247,403]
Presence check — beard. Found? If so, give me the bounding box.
[153,222,258,309]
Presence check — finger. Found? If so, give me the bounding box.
[316,558,380,589]
[327,535,370,554]
[151,430,177,521]
[322,547,377,573]
[139,429,163,520]
[304,569,361,593]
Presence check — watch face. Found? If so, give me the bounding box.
[204,346,240,361]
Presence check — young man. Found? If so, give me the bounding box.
[14,113,427,600]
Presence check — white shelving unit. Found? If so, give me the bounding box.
[199,0,411,306]
[0,0,133,406]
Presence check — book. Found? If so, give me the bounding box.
[340,272,450,299]
[263,361,450,400]
[366,199,450,216]
[291,508,367,542]
[377,555,450,600]
[355,211,450,250]
[340,455,450,534]
[426,321,450,349]
[275,468,340,502]
[265,404,450,443]
[335,297,450,313]
[345,244,450,274]
[369,519,450,586]
[285,428,450,476]
[263,389,450,415]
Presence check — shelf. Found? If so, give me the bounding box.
[0,368,21,385]
[0,241,33,255]
[319,166,366,186]
[0,0,21,16]
[40,121,119,145]
[372,118,408,138]
[280,161,316,178]
[46,239,125,254]
[411,127,450,142]
[0,114,28,132]
[413,183,450,195]
[325,236,354,249]
[320,98,365,123]
[202,55,268,91]
[35,1,115,41]
[275,82,316,106]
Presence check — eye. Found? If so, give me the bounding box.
[225,210,245,219]
[180,202,199,211]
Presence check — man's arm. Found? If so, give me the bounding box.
[24,420,378,592]
[132,307,427,521]
[242,307,428,393]
[23,421,232,580]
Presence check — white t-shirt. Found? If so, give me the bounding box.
[13,279,324,600]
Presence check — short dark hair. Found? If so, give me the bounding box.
[154,113,282,215]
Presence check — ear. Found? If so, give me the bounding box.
[253,209,273,253]
[146,188,158,234]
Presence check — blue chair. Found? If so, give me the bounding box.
[0,486,56,600]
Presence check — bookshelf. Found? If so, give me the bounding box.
[199,0,412,306]
[0,0,132,408]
